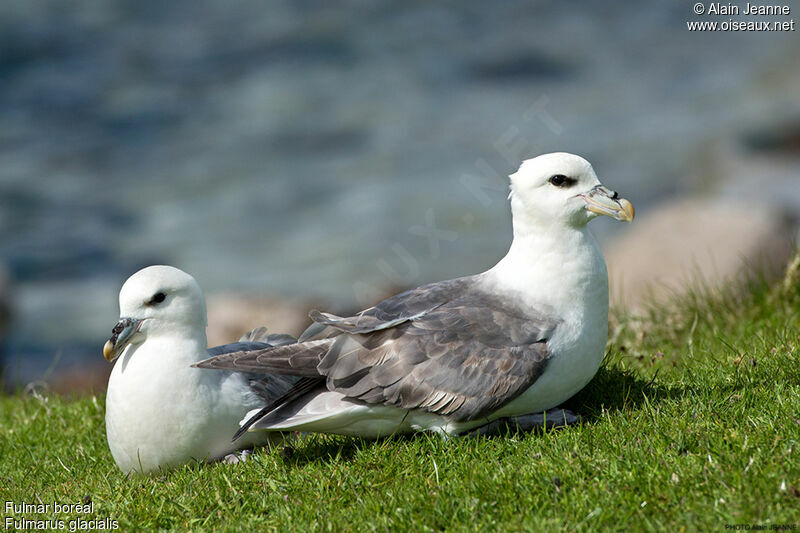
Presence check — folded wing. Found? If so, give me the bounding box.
[204,326,303,403]
[196,276,560,426]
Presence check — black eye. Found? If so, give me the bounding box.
[148,292,167,305]
[548,174,576,187]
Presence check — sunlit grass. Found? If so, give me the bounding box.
[2,254,799,531]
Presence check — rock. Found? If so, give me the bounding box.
[707,122,800,220]
[48,363,113,396]
[605,198,795,310]
[205,293,317,347]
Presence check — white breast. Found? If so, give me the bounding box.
[481,225,609,419]
[105,338,267,473]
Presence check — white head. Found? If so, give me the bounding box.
[103,265,207,361]
[508,152,634,234]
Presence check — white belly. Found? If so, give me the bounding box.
[105,343,269,473]
[490,330,605,420]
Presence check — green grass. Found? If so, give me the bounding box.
[2,256,800,531]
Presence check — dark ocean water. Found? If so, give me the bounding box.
[1,0,799,384]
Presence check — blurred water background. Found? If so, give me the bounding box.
[1,1,799,387]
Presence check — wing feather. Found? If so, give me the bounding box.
[200,327,304,405]
[199,276,560,424]
[313,282,557,421]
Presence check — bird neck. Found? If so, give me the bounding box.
[132,325,208,365]
[161,327,208,351]
[485,223,608,316]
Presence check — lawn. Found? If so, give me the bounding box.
[2,255,799,531]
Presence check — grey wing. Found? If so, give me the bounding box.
[198,277,478,372]
[198,325,308,372]
[237,325,297,347]
[205,326,297,357]
[196,338,331,375]
[196,277,559,423]
[245,373,303,404]
[318,288,559,422]
[298,277,476,341]
[205,341,275,358]
[204,327,302,402]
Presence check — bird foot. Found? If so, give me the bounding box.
[465,408,580,437]
[222,449,253,464]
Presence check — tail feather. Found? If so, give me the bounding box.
[233,377,325,441]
